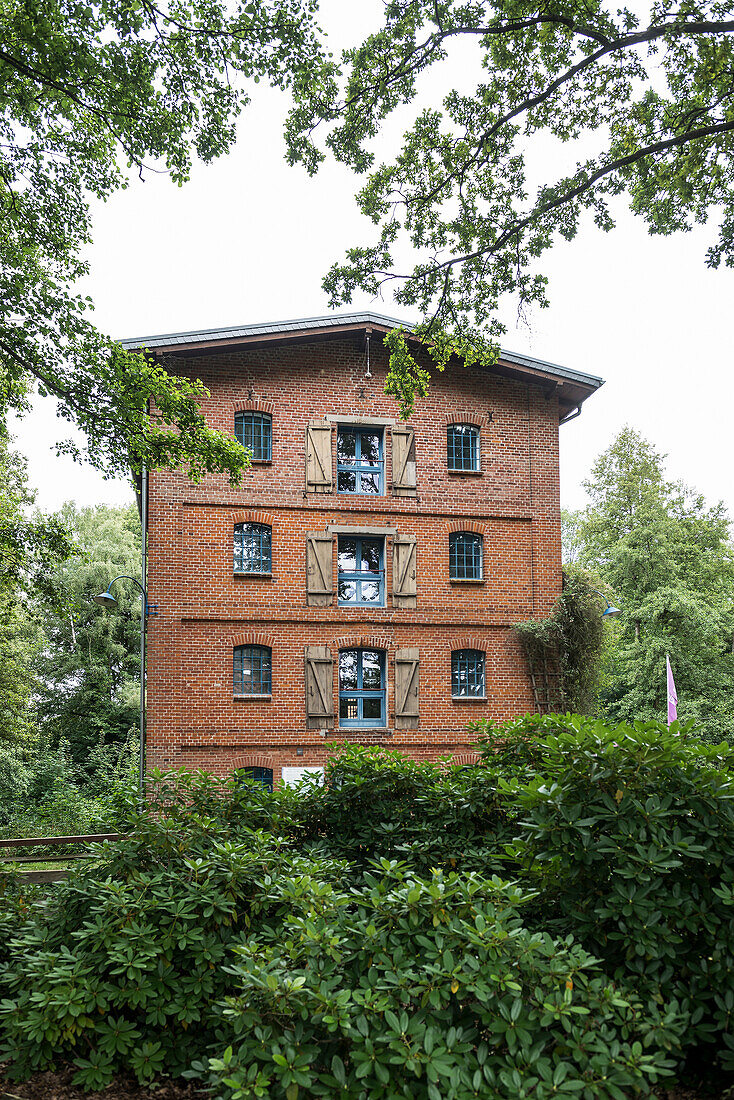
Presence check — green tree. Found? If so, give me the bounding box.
[0,427,72,744]
[579,427,734,735]
[288,1,734,413]
[33,502,141,772]
[0,0,329,477]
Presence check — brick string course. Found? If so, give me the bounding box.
[146,334,562,783]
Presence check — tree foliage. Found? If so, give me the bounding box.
[579,427,734,735]
[0,0,330,476]
[33,503,142,771]
[287,1,734,413]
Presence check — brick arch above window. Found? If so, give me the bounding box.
[230,753,274,771]
[444,412,489,428]
[231,631,276,650]
[232,398,275,416]
[231,510,276,527]
[447,518,487,536]
[448,635,487,653]
[332,634,393,652]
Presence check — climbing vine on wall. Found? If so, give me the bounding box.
[514,570,609,714]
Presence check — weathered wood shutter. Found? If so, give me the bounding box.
[394,648,419,729]
[305,645,333,728]
[391,425,417,496]
[306,533,333,607]
[392,534,417,608]
[306,420,333,493]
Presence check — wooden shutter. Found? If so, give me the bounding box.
[306,533,333,607]
[394,648,419,729]
[306,420,333,493]
[392,534,417,608]
[305,645,333,728]
[391,425,417,496]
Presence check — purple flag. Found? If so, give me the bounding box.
[666,655,678,726]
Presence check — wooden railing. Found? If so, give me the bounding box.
[0,833,122,884]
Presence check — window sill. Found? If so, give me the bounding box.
[447,468,482,476]
[234,571,273,579]
[248,459,272,465]
[234,694,272,701]
[449,577,485,585]
[452,696,487,704]
[338,727,391,734]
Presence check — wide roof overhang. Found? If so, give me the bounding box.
[120,311,603,423]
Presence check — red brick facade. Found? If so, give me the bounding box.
[141,319,598,785]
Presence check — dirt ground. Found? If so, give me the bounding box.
[0,1065,206,1100]
[1,1064,729,1099]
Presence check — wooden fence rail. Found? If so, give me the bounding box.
[0,833,122,884]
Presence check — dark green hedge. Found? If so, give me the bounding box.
[0,715,733,1098]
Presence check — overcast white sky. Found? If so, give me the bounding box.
[11,2,734,521]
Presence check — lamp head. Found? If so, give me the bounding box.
[93,589,117,608]
[602,603,622,619]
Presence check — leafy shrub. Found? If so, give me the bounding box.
[293,744,516,878]
[0,793,342,1090]
[196,863,682,1100]
[477,714,734,1067]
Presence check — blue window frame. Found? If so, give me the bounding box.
[337,427,383,494]
[235,412,272,462]
[234,644,272,696]
[339,649,386,727]
[452,649,486,698]
[338,536,385,606]
[447,424,480,471]
[234,523,272,574]
[239,766,273,791]
[449,532,483,580]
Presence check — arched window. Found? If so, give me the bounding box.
[447,424,480,471]
[449,532,483,580]
[235,412,272,462]
[339,648,385,727]
[239,766,273,791]
[233,645,272,696]
[451,649,486,699]
[234,523,272,574]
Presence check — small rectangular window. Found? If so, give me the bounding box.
[447,424,479,471]
[339,648,386,727]
[239,766,273,791]
[337,427,384,494]
[234,523,272,574]
[236,413,272,462]
[449,532,483,580]
[338,536,385,606]
[234,645,272,696]
[451,649,485,698]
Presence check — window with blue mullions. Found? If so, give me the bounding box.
[338,536,385,605]
[233,645,272,696]
[449,532,483,580]
[235,412,272,462]
[239,766,273,791]
[339,649,386,727]
[234,523,272,574]
[337,427,383,494]
[447,424,480,471]
[452,649,486,698]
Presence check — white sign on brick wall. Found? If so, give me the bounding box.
[281,766,324,788]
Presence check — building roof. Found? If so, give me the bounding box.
[120,311,603,417]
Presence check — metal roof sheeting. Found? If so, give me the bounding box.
[119,311,603,391]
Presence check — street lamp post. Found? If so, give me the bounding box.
[94,469,156,796]
[588,587,622,619]
[93,575,158,795]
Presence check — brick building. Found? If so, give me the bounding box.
[123,313,602,789]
